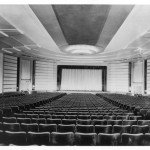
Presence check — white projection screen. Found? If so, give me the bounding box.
[60,69,102,91]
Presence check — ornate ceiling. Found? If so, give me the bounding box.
[0,5,150,63]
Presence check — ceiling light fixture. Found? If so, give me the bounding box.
[2,49,12,53]
[13,47,21,51]
[24,45,31,50]
[0,31,9,37]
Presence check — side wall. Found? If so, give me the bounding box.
[0,53,3,93]
[107,62,129,93]
[35,60,57,91]
[3,54,18,92]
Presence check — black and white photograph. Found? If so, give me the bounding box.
[0,0,150,147]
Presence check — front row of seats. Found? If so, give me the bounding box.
[1,122,150,134]
[1,131,150,146]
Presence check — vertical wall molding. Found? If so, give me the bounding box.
[3,54,17,92]
[107,62,129,93]
[35,60,57,91]
[0,53,3,93]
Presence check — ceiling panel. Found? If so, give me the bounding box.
[11,34,36,45]
[0,16,15,29]
[52,5,111,45]
[0,37,23,47]
[0,41,11,49]
[30,5,68,47]
[96,5,133,49]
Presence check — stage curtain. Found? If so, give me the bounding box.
[60,69,102,91]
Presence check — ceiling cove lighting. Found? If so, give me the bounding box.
[13,47,21,51]
[0,31,9,37]
[62,45,101,55]
[2,49,12,53]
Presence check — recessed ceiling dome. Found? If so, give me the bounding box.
[61,45,103,55]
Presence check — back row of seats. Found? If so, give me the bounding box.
[0,131,150,146]
[1,122,150,134]
[1,117,149,125]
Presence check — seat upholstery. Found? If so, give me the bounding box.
[75,132,97,146]
[77,119,91,125]
[138,120,150,126]
[27,132,50,145]
[95,125,112,134]
[122,133,144,146]
[2,117,17,123]
[20,123,38,132]
[31,118,46,124]
[62,119,76,125]
[3,122,20,131]
[17,118,31,124]
[92,119,107,125]
[107,120,122,126]
[97,133,121,146]
[57,124,76,133]
[113,125,131,134]
[47,119,61,124]
[5,131,26,145]
[76,124,94,133]
[131,125,149,134]
[122,120,137,125]
[51,132,74,145]
[39,124,57,132]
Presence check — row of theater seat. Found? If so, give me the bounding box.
[11,114,143,120]
[1,117,149,125]
[0,131,150,146]
[1,122,150,134]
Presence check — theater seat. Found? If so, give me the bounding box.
[57,124,76,133]
[95,125,112,134]
[92,119,107,125]
[39,124,57,132]
[131,125,149,134]
[31,118,46,124]
[75,132,97,146]
[3,122,20,132]
[138,120,150,126]
[78,115,91,120]
[47,119,61,124]
[4,131,26,145]
[117,115,129,120]
[20,123,38,132]
[17,118,31,124]
[65,115,77,119]
[91,115,103,120]
[51,132,74,145]
[26,114,38,118]
[14,113,26,118]
[77,119,91,125]
[97,133,121,146]
[52,115,64,119]
[27,132,50,145]
[129,116,142,120]
[0,130,5,145]
[122,133,144,146]
[103,115,116,120]
[142,133,150,145]
[62,119,76,125]
[76,124,94,133]
[122,120,137,125]
[113,125,131,134]
[2,117,16,123]
[107,120,122,126]
[39,114,51,119]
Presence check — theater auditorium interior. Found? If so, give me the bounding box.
[1,4,150,146]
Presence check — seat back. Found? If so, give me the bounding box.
[95,125,112,134]
[113,125,131,134]
[97,133,121,146]
[76,124,94,133]
[51,132,74,145]
[47,119,61,124]
[5,131,26,145]
[3,122,20,131]
[75,132,97,146]
[107,120,122,126]
[122,120,137,125]
[17,118,31,124]
[39,124,57,132]
[122,133,144,146]
[57,124,76,133]
[27,132,50,145]
[20,123,38,132]
[92,119,107,125]
[131,125,149,134]
[62,119,76,125]
[2,117,16,123]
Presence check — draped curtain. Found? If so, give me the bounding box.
[60,69,102,91]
